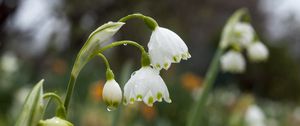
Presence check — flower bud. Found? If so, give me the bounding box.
[102,79,122,111]
[247,42,269,62]
[38,117,73,126]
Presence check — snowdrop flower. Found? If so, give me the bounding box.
[1,52,18,74]
[232,22,254,47]
[123,66,171,107]
[245,105,266,126]
[148,27,191,70]
[247,42,269,62]
[102,79,122,111]
[221,50,246,73]
[38,117,73,126]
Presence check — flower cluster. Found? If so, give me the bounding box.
[100,14,191,109]
[220,22,269,73]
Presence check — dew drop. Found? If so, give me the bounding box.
[123,43,127,46]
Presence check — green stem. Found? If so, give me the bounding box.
[99,40,146,53]
[43,93,67,119]
[97,53,111,69]
[118,13,158,30]
[97,53,115,80]
[98,40,150,66]
[187,47,225,126]
[64,74,77,114]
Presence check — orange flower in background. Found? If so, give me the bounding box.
[180,72,203,92]
[51,58,67,75]
[90,80,104,102]
[140,104,157,121]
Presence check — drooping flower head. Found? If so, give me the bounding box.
[247,42,269,62]
[221,50,246,73]
[102,79,122,111]
[148,27,191,70]
[231,22,254,47]
[123,66,171,107]
[245,105,266,126]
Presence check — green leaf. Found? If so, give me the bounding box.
[219,8,248,49]
[71,21,125,77]
[15,79,44,126]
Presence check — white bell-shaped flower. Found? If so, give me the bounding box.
[221,50,246,73]
[123,66,171,107]
[102,79,122,111]
[232,22,254,47]
[247,42,269,62]
[148,27,191,70]
[245,105,266,126]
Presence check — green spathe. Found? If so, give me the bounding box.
[15,79,44,126]
[72,21,125,77]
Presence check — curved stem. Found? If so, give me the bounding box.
[44,93,67,119]
[97,53,111,69]
[44,93,64,108]
[99,40,146,53]
[118,13,158,30]
[97,53,115,80]
[97,40,151,66]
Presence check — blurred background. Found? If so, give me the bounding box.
[1,0,300,126]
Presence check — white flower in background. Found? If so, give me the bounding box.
[221,51,246,73]
[38,117,73,126]
[247,42,269,62]
[123,66,171,106]
[232,22,254,47]
[245,105,266,126]
[1,52,19,73]
[148,27,191,70]
[102,79,122,111]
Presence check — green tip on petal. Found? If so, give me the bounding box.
[136,95,143,101]
[148,97,154,106]
[157,92,163,102]
[130,98,135,103]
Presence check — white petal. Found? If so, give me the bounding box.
[221,51,246,73]
[123,66,171,106]
[232,22,254,47]
[247,42,269,62]
[148,27,190,70]
[143,91,155,107]
[102,79,122,108]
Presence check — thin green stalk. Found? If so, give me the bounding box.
[118,13,158,30]
[187,47,224,126]
[99,40,146,53]
[44,92,67,119]
[64,74,77,113]
[97,53,115,80]
[97,40,150,66]
[43,93,64,107]
[97,53,111,69]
